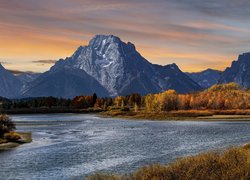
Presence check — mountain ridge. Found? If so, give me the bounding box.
[219,52,250,88]
[21,66,109,98]
[1,34,249,99]
[186,69,222,88]
[49,34,202,97]
[0,63,22,98]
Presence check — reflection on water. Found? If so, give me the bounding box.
[0,114,250,180]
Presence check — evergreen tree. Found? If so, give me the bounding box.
[93,93,97,106]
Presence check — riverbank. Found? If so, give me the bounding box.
[2,108,250,121]
[0,132,32,151]
[101,109,250,121]
[88,143,250,180]
[0,107,105,114]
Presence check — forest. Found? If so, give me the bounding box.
[0,83,249,114]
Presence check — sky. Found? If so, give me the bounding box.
[1,0,250,73]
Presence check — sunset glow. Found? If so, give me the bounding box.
[1,0,250,72]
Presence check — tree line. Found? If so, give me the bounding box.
[0,83,249,112]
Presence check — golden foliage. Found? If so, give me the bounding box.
[88,145,250,180]
[4,131,21,142]
[144,83,250,112]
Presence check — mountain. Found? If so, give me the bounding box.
[186,69,222,88]
[21,67,109,98]
[153,63,202,93]
[219,52,250,88]
[0,35,203,98]
[16,72,41,83]
[0,63,22,98]
[51,35,202,96]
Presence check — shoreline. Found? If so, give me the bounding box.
[0,132,32,151]
[100,109,250,121]
[2,109,250,122]
[0,108,104,115]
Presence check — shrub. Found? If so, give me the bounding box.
[243,143,250,150]
[88,146,250,180]
[4,132,21,142]
[0,138,8,144]
[131,148,250,180]
[0,114,16,137]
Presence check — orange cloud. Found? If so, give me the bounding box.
[0,0,249,72]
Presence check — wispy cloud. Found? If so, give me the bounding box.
[0,0,250,72]
[32,60,57,64]
[7,69,37,75]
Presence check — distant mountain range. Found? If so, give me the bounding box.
[0,35,249,99]
[186,69,222,89]
[21,67,109,98]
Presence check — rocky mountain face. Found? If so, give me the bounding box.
[16,72,41,84]
[0,63,22,98]
[0,35,207,99]
[186,69,222,89]
[51,35,202,96]
[219,53,250,88]
[21,67,109,98]
[153,63,202,93]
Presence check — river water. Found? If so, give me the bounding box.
[0,114,250,180]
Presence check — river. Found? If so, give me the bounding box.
[0,114,250,180]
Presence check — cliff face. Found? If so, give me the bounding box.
[0,64,22,98]
[220,53,250,88]
[0,34,205,98]
[50,34,201,96]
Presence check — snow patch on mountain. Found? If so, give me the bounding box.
[50,35,202,96]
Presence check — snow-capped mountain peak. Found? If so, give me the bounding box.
[50,34,201,96]
[0,35,203,98]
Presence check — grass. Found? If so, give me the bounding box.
[0,132,32,150]
[101,109,250,121]
[4,132,21,142]
[88,143,250,180]
[17,132,32,143]
[101,109,212,120]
